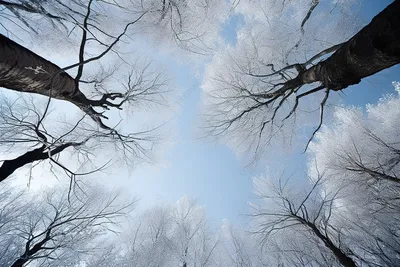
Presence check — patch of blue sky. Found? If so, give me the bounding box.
[111,54,261,226]
[220,13,245,45]
[98,9,259,226]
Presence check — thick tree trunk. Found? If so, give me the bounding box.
[0,34,122,129]
[0,33,94,111]
[0,33,79,99]
[10,258,28,267]
[300,0,400,90]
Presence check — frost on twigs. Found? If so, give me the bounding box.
[392,81,400,94]
[201,0,360,163]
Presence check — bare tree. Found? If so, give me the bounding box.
[0,78,160,184]
[0,14,167,131]
[0,185,134,267]
[219,221,269,267]
[0,0,230,183]
[119,197,219,267]
[203,0,400,156]
[251,174,358,267]
[311,109,400,186]
[308,93,400,267]
[0,0,228,53]
[0,0,228,123]
[0,185,27,266]
[78,243,125,267]
[122,206,173,267]
[0,0,91,33]
[170,197,219,267]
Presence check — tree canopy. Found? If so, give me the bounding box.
[0,1,399,266]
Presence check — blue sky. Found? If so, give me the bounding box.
[105,0,400,226]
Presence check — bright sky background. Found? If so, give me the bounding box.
[3,0,399,227]
[99,0,400,226]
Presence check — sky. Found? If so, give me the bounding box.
[2,0,399,227]
[101,0,400,226]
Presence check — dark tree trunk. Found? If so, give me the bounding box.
[0,33,92,107]
[300,0,400,90]
[0,34,77,99]
[10,258,28,267]
[0,142,77,183]
[306,222,357,267]
[10,236,50,267]
[0,145,46,183]
[0,33,128,130]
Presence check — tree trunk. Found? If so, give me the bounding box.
[305,221,356,267]
[10,258,29,267]
[10,236,50,267]
[0,145,46,182]
[0,33,107,120]
[0,33,78,99]
[0,33,126,129]
[0,142,78,183]
[300,0,400,90]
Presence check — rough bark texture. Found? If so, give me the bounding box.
[0,33,115,125]
[0,33,78,99]
[301,0,400,90]
[0,33,132,131]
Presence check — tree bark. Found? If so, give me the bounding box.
[10,236,50,267]
[306,221,356,267]
[299,0,400,90]
[0,33,95,109]
[0,34,78,99]
[0,145,46,182]
[0,34,126,129]
[0,142,77,183]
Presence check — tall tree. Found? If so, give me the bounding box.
[120,197,219,267]
[0,4,167,131]
[203,0,400,156]
[0,0,229,184]
[308,90,400,267]
[0,185,134,267]
[251,174,358,267]
[0,79,158,184]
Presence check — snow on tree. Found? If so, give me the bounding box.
[202,0,400,159]
[0,184,134,267]
[308,84,400,266]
